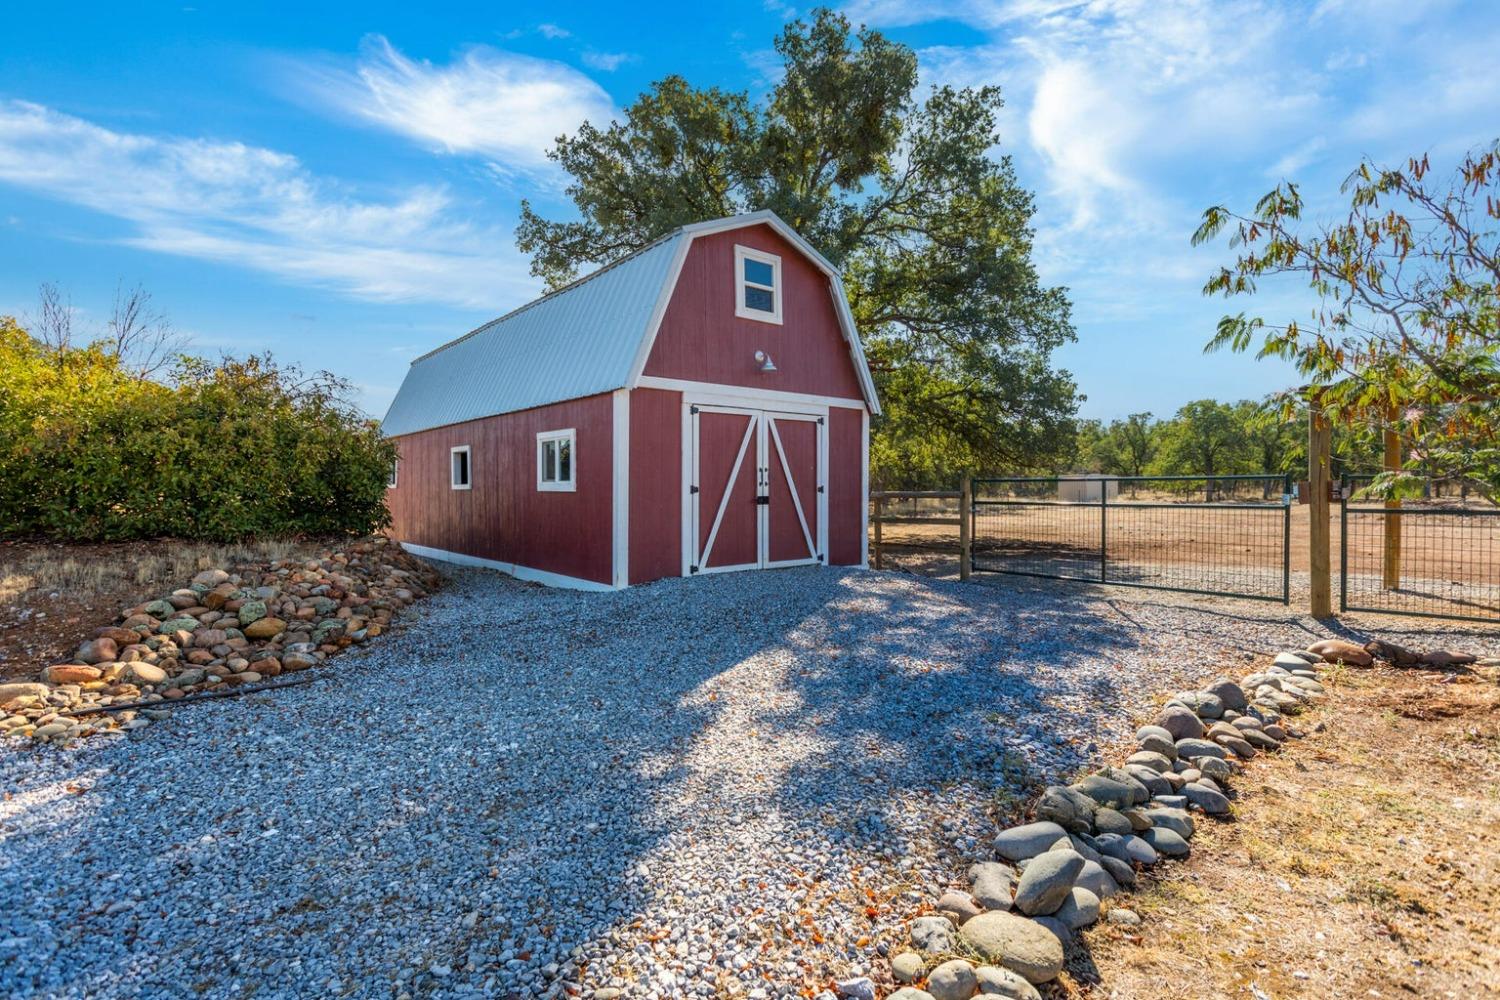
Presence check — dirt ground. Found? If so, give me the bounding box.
[1062,663,1500,1000]
[0,537,321,683]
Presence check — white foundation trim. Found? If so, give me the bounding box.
[401,542,618,592]
[860,406,870,568]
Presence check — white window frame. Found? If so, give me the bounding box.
[734,244,783,325]
[450,445,471,490]
[536,428,576,492]
[387,458,399,489]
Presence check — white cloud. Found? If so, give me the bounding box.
[292,35,615,169]
[581,50,637,72]
[0,100,536,309]
[536,23,571,39]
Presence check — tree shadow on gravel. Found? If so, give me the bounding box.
[0,564,1334,1000]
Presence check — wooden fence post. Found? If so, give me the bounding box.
[959,474,972,581]
[1382,404,1402,590]
[873,493,884,570]
[1309,401,1333,617]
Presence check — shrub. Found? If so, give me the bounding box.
[0,318,395,541]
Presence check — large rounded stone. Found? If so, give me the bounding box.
[958,911,1066,985]
[0,682,50,703]
[969,861,1015,910]
[1013,849,1084,916]
[75,637,118,664]
[926,959,978,1000]
[1092,807,1133,836]
[1175,690,1224,719]
[1073,859,1119,899]
[1074,773,1134,810]
[936,890,982,926]
[1125,750,1173,773]
[1175,737,1227,760]
[974,965,1042,1000]
[1142,806,1195,840]
[1034,785,1095,833]
[891,952,926,984]
[1306,639,1373,666]
[1142,826,1190,858]
[123,662,167,686]
[889,991,937,1000]
[910,915,956,953]
[1204,676,1248,713]
[994,822,1067,862]
[1124,765,1171,797]
[1272,651,1312,670]
[1154,705,1204,740]
[1099,854,1136,888]
[1184,781,1231,814]
[1214,733,1257,759]
[1054,886,1101,929]
[1136,731,1178,759]
[42,664,101,685]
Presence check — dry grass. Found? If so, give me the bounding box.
[0,538,307,604]
[1059,665,1500,999]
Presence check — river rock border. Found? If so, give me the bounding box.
[847,638,1468,1000]
[0,536,441,746]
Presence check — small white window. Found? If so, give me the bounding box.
[536,428,576,492]
[734,245,782,324]
[387,459,399,489]
[450,446,471,490]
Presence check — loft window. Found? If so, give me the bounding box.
[537,428,576,492]
[450,445,471,490]
[387,459,399,489]
[734,245,782,324]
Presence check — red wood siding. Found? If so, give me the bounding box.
[387,393,614,585]
[827,407,864,566]
[644,224,866,401]
[627,388,682,584]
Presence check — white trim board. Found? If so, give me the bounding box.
[611,388,630,588]
[400,542,619,592]
[637,376,866,412]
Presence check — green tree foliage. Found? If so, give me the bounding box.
[1154,399,1249,477]
[1194,142,1500,499]
[516,9,1079,488]
[0,318,394,541]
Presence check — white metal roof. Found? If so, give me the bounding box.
[381,211,879,437]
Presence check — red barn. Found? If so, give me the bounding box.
[381,211,879,590]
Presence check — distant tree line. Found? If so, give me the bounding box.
[1066,397,1387,483]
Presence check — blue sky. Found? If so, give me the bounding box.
[2,1,1497,422]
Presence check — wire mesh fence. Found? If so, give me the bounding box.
[1340,494,1500,622]
[971,475,1292,603]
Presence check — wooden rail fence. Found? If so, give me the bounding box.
[870,476,973,578]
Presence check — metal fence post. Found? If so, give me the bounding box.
[1339,495,1349,613]
[959,474,972,581]
[1099,482,1108,583]
[1282,492,1291,605]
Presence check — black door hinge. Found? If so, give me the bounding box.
[689,485,699,494]
[817,485,825,494]
[690,405,700,414]
[690,564,699,573]
[817,416,824,425]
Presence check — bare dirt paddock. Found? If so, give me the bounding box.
[876,499,1500,619]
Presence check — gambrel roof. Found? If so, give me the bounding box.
[380,211,880,437]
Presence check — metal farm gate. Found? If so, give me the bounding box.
[971,475,1292,603]
[1340,490,1500,623]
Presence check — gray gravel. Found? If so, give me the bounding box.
[0,564,1481,999]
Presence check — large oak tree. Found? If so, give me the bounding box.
[516,9,1078,487]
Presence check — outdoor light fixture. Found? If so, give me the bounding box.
[754,350,777,373]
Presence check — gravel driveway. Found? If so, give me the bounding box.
[0,564,1473,999]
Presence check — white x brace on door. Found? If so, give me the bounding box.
[689,404,825,574]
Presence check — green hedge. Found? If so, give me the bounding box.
[0,319,395,541]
